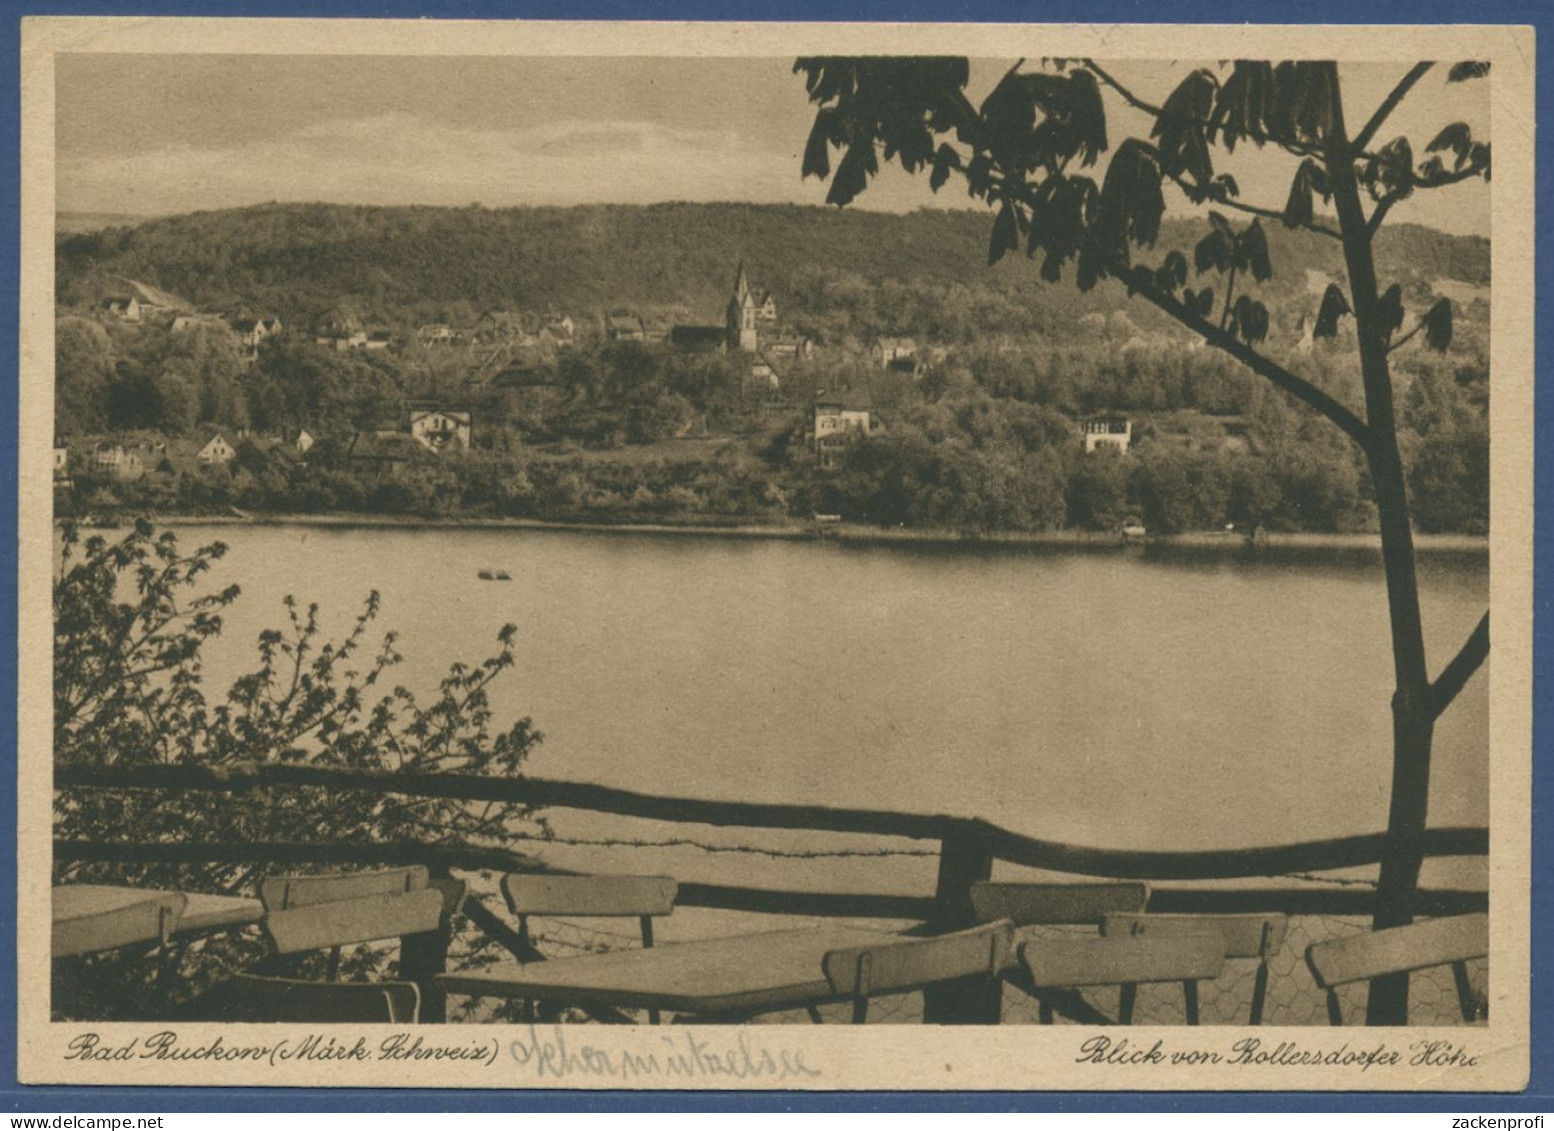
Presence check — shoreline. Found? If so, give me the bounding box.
[100,510,1490,555]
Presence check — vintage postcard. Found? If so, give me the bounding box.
[17,17,1534,1092]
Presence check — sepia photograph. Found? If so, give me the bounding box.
[17,17,1534,1093]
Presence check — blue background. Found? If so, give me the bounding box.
[1,0,1545,1112]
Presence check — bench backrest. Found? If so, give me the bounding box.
[502,874,678,919]
[262,888,448,955]
[970,882,1149,926]
[259,866,429,911]
[226,973,420,1023]
[1305,913,1489,989]
[1104,913,1289,958]
[53,892,188,959]
[823,920,1015,998]
[1020,933,1226,989]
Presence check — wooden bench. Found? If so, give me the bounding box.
[1104,913,1288,1024]
[1305,913,1488,1025]
[823,920,1015,1024]
[1019,933,1227,1025]
[502,873,678,1024]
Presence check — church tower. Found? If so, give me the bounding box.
[726,260,759,353]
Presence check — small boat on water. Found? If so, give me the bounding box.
[477,569,513,581]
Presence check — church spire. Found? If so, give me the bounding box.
[733,259,751,302]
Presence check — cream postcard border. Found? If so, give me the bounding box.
[16,18,1536,1092]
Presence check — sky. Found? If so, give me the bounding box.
[55,54,1491,236]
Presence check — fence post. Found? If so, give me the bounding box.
[922,831,1001,1024]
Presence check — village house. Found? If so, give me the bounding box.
[871,337,918,367]
[408,406,472,452]
[417,323,453,345]
[90,440,150,482]
[538,319,575,349]
[812,396,873,469]
[106,278,190,324]
[605,311,647,342]
[745,355,781,396]
[230,316,283,355]
[1082,414,1132,454]
[762,333,813,363]
[170,314,227,334]
[198,433,236,466]
[316,329,368,351]
[102,297,141,322]
[53,442,71,486]
[475,311,526,343]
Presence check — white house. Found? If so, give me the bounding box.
[871,337,917,367]
[812,398,873,469]
[409,407,472,452]
[198,433,236,466]
[1082,414,1132,454]
[103,297,141,322]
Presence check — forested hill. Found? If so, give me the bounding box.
[55,201,1488,340]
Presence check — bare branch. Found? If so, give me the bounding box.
[1368,164,1486,238]
[1161,169,1344,241]
[1131,276,1373,450]
[1430,611,1489,718]
[1352,62,1433,155]
[1367,194,1400,238]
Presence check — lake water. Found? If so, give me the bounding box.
[161,522,1490,903]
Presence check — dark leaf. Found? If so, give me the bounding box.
[1427,121,1474,162]
[1313,283,1352,339]
[1066,68,1110,165]
[1230,294,1254,338]
[1244,300,1270,344]
[989,201,1020,265]
[801,110,837,181]
[1375,136,1415,199]
[827,140,878,208]
[1448,61,1490,82]
[1094,139,1164,251]
[929,143,962,192]
[1423,298,1453,352]
[1163,250,1188,288]
[1152,69,1218,184]
[1378,284,1406,338]
[1194,230,1230,275]
[1192,287,1215,320]
[1209,61,1271,152]
[1284,162,1314,229]
[1239,218,1273,282]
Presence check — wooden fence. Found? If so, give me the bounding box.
[53,762,1489,1023]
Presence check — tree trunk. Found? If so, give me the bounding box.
[1325,78,1436,1025]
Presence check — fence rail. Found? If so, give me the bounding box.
[53,762,1489,879]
